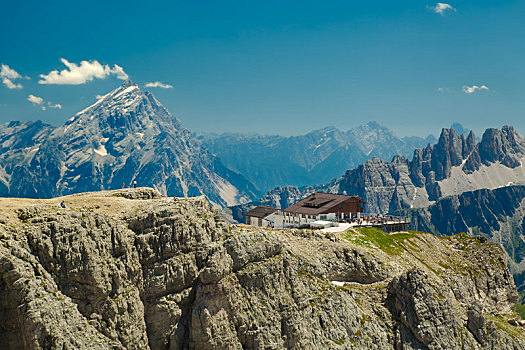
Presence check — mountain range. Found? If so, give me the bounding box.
[199,121,436,192]
[238,125,525,213]
[0,80,441,209]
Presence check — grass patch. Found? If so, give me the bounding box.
[486,314,525,340]
[331,337,345,345]
[514,304,525,320]
[344,227,416,255]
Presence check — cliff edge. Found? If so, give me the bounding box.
[0,188,523,349]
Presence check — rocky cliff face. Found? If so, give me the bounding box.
[1,188,524,349]
[0,81,258,207]
[410,185,525,297]
[463,126,525,173]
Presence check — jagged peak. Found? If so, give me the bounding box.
[72,82,144,118]
[438,127,459,139]
[480,125,521,142]
[120,79,138,88]
[450,122,470,136]
[366,120,382,129]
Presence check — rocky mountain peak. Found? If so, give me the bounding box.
[450,122,470,136]
[466,129,476,147]
[120,79,138,88]
[70,80,159,121]
[366,120,382,129]
[426,127,469,182]
[463,125,525,173]
[0,83,258,206]
[58,80,178,141]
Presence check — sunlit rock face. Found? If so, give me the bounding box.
[0,188,523,349]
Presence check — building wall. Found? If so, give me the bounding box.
[321,198,364,216]
[246,212,283,228]
[274,212,318,229]
[246,197,365,229]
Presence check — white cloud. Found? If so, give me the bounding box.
[462,85,489,94]
[1,64,24,89]
[28,94,45,110]
[38,58,129,85]
[145,81,173,89]
[2,78,23,89]
[27,94,43,105]
[27,94,61,110]
[110,64,128,80]
[1,64,22,80]
[437,87,448,93]
[429,3,456,15]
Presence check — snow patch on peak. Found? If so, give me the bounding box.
[76,97,105,116]
[75,85,140,117]
[94,145,108,157]
[113,85,138,100]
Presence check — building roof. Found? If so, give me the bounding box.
[245,206,279,218]
[283,192,365,215]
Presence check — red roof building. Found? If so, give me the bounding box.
[283,192,365,217]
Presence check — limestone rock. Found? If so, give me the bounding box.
[0,188,524,349]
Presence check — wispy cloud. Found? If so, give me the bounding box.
[27,94,61,110]
[145,81,173,89]
[462,85,489,94]
[428,3,456,15]
[39,58,128,85]
[437,87,448,93]
[1,64,24,89]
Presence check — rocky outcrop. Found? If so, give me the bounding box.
[464,126,525,174]
[0,188,524,349]
[338,155,417,213]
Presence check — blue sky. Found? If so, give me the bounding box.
[1,0,524,137]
